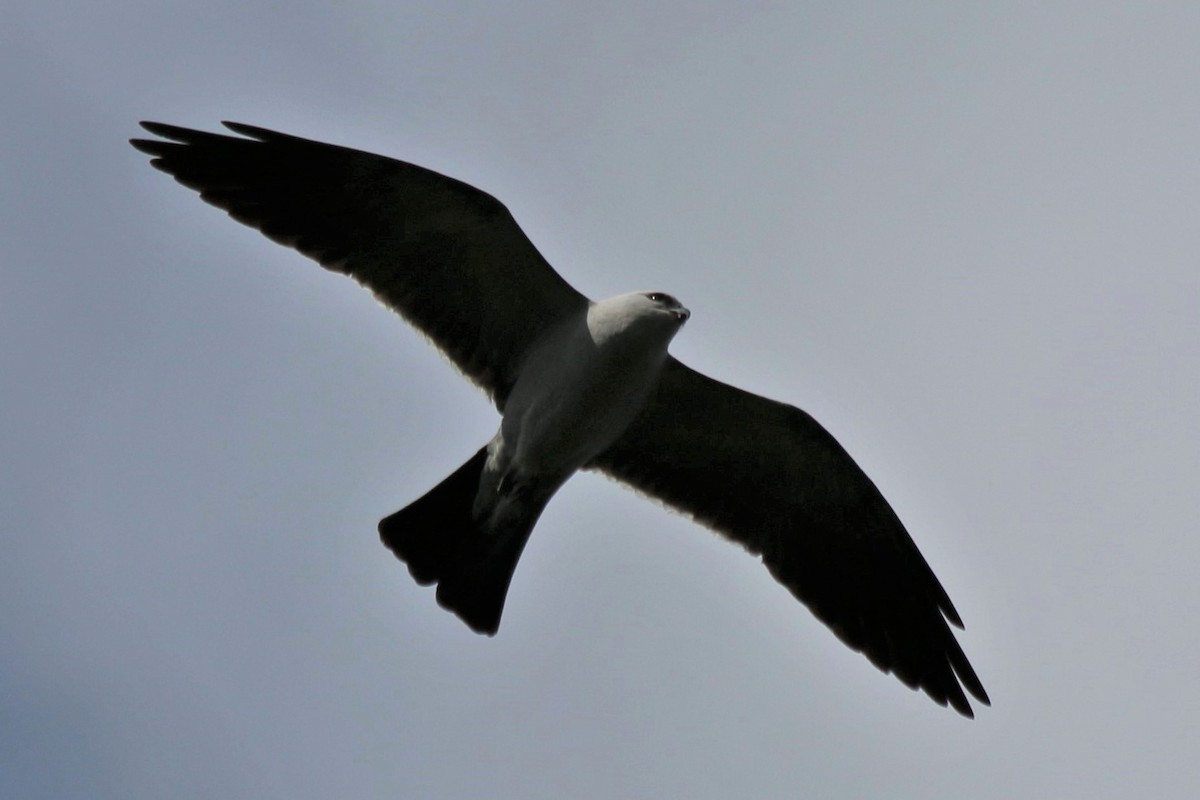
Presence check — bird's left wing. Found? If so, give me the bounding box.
[589,358,990,717]
[131,122,589,407]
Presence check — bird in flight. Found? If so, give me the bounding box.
[131,121,989,717]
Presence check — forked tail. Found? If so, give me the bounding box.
[379,447,541,635]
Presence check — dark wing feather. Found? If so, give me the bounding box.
[130,121,588,407]
[590,358,990,717]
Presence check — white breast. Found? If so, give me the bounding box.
[499,293,683,480]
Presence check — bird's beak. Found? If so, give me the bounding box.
[675,307,691,323]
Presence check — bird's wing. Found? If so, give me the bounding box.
[589,357,990,717]
[130,122,589,407]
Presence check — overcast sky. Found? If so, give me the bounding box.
[4,2,1199,798]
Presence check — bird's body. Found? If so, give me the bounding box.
[497,292,687,482]
[385,291,690,633]
[131,122,990,717]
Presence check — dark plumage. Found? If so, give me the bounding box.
[131,121,989,717]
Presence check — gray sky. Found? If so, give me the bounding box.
[4,2,1198,797]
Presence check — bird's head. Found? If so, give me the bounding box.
[586,291,690,350]
[639,291,691,323]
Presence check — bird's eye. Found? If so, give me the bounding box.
[646,292,670,303]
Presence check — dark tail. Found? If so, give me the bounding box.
[379,447,540,635]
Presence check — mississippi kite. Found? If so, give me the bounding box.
[131,122,990,717]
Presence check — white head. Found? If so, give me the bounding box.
[586,291,690,350]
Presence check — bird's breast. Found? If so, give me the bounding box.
[499,326,668,480]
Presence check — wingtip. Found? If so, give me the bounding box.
[132,120,272,146]
[136,120,189,140]
[221,120,279,141]
[130,121,163,151]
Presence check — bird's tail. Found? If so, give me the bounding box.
[379,447,543,635]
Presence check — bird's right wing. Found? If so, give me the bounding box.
[590,358,989,717]
[131,122,590,407]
